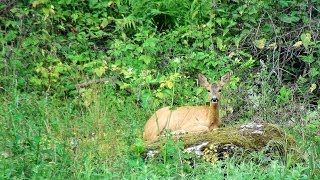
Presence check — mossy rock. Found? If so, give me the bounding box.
[144,122,300,163]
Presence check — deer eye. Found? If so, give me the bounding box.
[207,90,211,92]
[218,89,222,92]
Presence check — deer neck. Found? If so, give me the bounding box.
[208,103,219,130]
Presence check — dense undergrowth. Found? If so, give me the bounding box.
[0,0,319,179]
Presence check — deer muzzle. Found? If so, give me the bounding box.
[211,97,219,103]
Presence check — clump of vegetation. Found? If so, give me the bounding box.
[0,0,319,179]
[143,122,301,164]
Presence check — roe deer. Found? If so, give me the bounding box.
[143,73,231,142]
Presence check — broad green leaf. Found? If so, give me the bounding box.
[300,55,314,63]
[268,42,277,49]
[310,84,317,93]
[100,18,109,28]
[5,30,17,41]
[155,92,165,99]
[229,76,239,90]
[253,38,266,49]
[119,82,130,90]
[292,41,303,48]
[301,33,311,49]
[71,13,78,22]
[94,66,106,77]
[276,86,291,104]
[30,77,42,85]
[310,68,319,77]
[233,37,241,48]
[139,55,152,65]
[165,81,174,89]
[32,1,40,8]
[160,80,173,89]
[32,0,49,8]
[216,37,226,51]
[89,0,98,7]
[279,14,300,23]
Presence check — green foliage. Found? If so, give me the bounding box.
[276,86,292,105]
[0,0,319,178]
[1,89,318,178]
[1,0,318,102]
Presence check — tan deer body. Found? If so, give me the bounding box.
[143,73,230,142]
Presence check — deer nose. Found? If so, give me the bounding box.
[211,97,219,103]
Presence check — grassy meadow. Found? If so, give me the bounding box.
[1,0,319,179]
[1,83,319,179]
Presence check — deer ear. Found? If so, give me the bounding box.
[198,73,209,86]
[219,72,231,86]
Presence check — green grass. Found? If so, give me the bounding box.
[0,86,319,179]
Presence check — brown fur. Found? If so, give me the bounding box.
[143,73,230,142]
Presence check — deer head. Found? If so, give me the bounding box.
[198,72,231,104]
